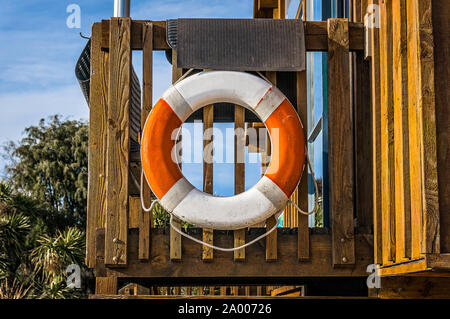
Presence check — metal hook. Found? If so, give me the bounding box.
[79,32,90,40]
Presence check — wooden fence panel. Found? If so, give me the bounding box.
[327,18,355,266]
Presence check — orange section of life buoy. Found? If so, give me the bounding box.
[141,99,183,199]
[264,99,305,197]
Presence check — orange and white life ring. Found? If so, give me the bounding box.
[141,71,305,230]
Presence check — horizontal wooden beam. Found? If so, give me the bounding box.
[378,259,428,276]
[258,0,278,9]
[96,228,373,278]
[374,277,450,299]
[426,253,450,270]
[101,20,364,52]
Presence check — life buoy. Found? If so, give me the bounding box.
[141,71,305,230]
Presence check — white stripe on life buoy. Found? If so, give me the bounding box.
[170,177,287,230]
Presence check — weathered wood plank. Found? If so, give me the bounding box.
[327,19,355,266]
[375,277,450,299]
[296,71,309,261]
[426,254,450,270]
[264,71,277,262]
[379,1,395,264]
[392,0,411,262]
[415,0,440,255]
[170,50,182,261]
[234,105,246,261]
[139,22,153,260]
[406,0,424,260]
[87,23,109,269]
[128,196,140,229]
[432,0,449,253]
[95,277,117,295]
[353,52,373,230]
[105,17,131,266]
[105,228,373,278]
[202,103,214,261]
[258,0,278,10]
[352,2,373,232]
[369,0,382,265]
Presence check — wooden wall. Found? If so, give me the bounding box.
[367,0,448,274]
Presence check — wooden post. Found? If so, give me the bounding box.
[369,0,383,265]
[297,70,310,261]
[352,2,374,232]
[139,22,153,260]
[105,17,131,266]
[327,18,355,266]
[392,0,411,262]
[170,50,182,261]
[202,103,214,261]
[265,71,277,262]
[234,105,246,261]
[87,22,109,268]
[380,0,396,264]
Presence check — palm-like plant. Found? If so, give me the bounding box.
[0,210,31,279]
[0,278,31,299]
[31,227,85,284]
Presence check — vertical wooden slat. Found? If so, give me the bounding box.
[139,22,153,260]
[406,0,423,260]
[352,1,373,231]
[265,71,278,262]
[432,0,449,253]
[202,104,214,261]
[296,70,310,261]
[392,0,411,261]
[234,105,246,261]
[105,17,131,266]
[369,0,383,265]
[415,0,440,255]
[256,286,263,296]
[128,196,140,228]
[170,50,182,261]
[327,18,355,266]
[87,22,109,268]
[95,277,117,295]
[379,1,396,264]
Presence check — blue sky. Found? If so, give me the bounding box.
[0,0,318,196]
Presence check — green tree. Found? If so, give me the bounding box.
[3,115,88,232]
[0,181,87,299]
